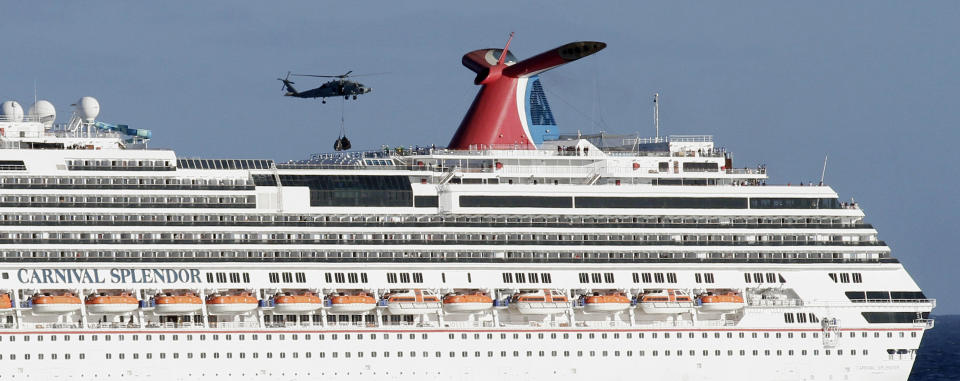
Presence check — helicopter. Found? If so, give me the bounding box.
[277,71,373,104]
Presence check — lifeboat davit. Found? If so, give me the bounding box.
[85,292,139,314]
[443,291,493,313]
[0,293,13,313]
[698,292,745,312]
[153,292,202,315]
[637,289,694,314]
[205,292,258,315]
[582,292,632,313]
[511,289,571,315]
[30,292,82,315]
[328,292,377,314]
[383,289,441,315]
[273,291,323,313]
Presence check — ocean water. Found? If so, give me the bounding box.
[910,315,959,381]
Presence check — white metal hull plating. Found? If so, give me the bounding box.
[0,327,921,381]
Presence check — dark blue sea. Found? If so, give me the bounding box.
[910,315,959,381]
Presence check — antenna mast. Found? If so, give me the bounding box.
[653,93,660,140]
[820,154,829,186]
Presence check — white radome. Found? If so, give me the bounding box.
[76,96,100,122]
[0,100,24,122]
[28,100,56,127]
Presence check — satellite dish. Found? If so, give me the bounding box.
[0,101,24,122]
[75,96,100,123]
[28,100,56,128]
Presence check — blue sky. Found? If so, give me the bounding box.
[2,1,958,313]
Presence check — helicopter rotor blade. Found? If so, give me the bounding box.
[292,71,387,78]
[343,72,390,77]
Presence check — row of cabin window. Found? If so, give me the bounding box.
[67,159,172,168]
[784,313,819,323]
[386,272,424,284]
[693,273,715,283]
[829,272,863,283]
[0,195,254,205]
[0,250,883,263]
[0,230,876,246]
[267,272,307,283]
[502,272,553,284]
[0,160,26,171]
[177,159,274,170]
[205,272,250,283]
[105,352,308,360]
[0,330,918,345]
[0,353,84,360]
[743,272,787,283]
[579,272,616,283]
[0,212,858,228]
[324,272,369,284]
[632,272,678,284]
[0,348,880,362]
[0,176,251,188]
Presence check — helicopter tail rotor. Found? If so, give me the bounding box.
[277,72,298,95]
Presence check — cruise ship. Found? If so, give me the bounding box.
[0,38,934,381]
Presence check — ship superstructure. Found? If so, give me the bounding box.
[0,38,934,381]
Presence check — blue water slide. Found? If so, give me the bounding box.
[93,121,152,139]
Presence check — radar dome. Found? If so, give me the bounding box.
[75,96,100,123]
[0,101,24,122]
[27,100,56,128]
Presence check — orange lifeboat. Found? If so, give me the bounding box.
[638,289,694,314]
[85,292,139,314]
[383,289,441,315]
[31,292,82,315]
[511,289,571,315]
[328,292,377,314]
[0,293,12,312]
[582,292,631,313]
[154,292,202,315]
[698,291,745,312]
[205,292,258,315]
[273,291,323,313]
[443,291,493,313]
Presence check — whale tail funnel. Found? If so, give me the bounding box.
[448,36,606,150]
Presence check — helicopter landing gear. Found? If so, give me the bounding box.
[322,99,326,104]
[344,95,349,100]
[353,95,357,100]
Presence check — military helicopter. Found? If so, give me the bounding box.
[277,71,373,104]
